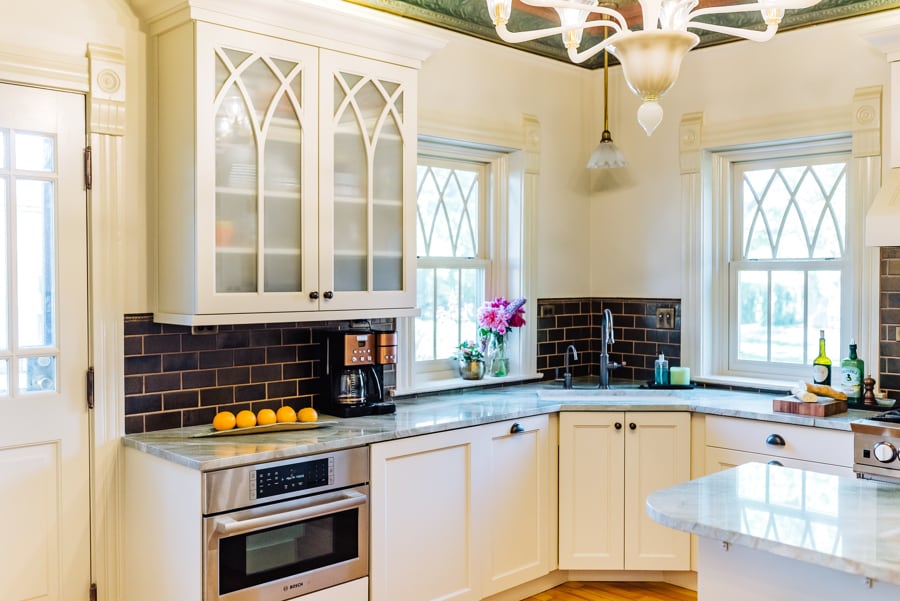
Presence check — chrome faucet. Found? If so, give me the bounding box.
[598,309,623,389]
[563,345,578,389]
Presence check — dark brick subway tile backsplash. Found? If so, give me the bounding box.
[123,314,394,434]
[536,298,682,385]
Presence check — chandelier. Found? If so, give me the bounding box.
[486,0,823,135]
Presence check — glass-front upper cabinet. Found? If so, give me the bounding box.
[317,50,417,312]
[155,22,319,320]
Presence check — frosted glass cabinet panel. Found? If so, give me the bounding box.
[153,22,417,323]
[155,22,320,319]
[318,50,416,311]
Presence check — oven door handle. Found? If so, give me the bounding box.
[214,490,367,536]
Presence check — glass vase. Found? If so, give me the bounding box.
[489,334,509,377]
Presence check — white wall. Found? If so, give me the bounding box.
[588,10,900,299]
[417,28,595,299]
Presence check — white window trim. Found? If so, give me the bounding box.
[394,117,541,394]
[680,87,883,390]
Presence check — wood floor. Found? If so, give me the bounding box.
[521,581,697,601]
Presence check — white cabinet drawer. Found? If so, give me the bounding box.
[705,416,852,467]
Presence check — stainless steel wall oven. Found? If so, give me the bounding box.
[202,446,369,601]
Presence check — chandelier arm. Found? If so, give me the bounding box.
[518,0,629,30]
[495,22,584,44]
[687,0,820,21]
[566,35,619,65]
[685,21,778,43]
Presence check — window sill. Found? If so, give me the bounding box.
[694,374,798,394]
[394,372,542,397]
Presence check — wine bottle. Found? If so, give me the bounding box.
[840,338,864,402]
[812,329,831,386]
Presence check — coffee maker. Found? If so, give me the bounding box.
[319,328,396,417]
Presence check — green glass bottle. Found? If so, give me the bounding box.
[840,338,864,402]
[812,329,831,386]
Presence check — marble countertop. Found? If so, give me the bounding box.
[646,462,900,585]
[122,381,876,471]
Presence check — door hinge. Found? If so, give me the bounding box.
[89,583,97,601]
[87,367,95,410]
[83,146,92,190]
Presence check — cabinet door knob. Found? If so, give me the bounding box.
[767,460,784,467]
[510,423,525,434]
[629,422,637,430]
[309,291,319,300]
[323,290,334,299]
[765,433,786,446]
[614,422,622,430]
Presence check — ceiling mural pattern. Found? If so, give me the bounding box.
[347,0,900,69]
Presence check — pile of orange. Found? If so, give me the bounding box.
[212,405,318,431]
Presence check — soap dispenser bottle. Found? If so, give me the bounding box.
[654,354,669,386]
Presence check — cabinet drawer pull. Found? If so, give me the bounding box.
[323,290,334,299]
[767,460,784,467]
[765,433,786,446]
[614,422,622,430]
[629,422,637,430]
[510,423,525,434]
[309,291,319,300]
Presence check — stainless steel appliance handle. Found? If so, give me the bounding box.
[214,490,367,536]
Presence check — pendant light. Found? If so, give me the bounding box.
[587,26,626,169]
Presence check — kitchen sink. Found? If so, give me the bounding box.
[538,386,678,402]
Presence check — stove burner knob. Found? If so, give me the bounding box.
[873,441,898,463]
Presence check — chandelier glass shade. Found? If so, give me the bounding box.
[486,0,823,135]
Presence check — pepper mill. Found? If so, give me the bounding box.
[863,375,876,406]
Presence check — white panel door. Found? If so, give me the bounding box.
[369,428,484,601]
[558,412,626,570]
[0,84,90,601]
[623,412,691,571]
[483,415,552,595]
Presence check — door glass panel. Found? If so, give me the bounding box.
[14,132,54,172]
[16,178,55,348]
[243,58,279,124]
[0,177,7,350]
[19,355,56,393]
[3,128,59,396]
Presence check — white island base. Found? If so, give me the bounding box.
[699,538,900,600]
[646,463,900,601]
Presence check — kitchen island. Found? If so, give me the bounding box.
[647,462,900,600]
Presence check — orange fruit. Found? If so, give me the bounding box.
[212,410,236,431]
[256,408,277,426]
[276,405,297,423]
[235,409,257,428]
[298,407,318,423]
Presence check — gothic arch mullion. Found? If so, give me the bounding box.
[442,170,463,256]
[416,167,435,256]
[461,174,479,257]
[803,166,830,257]
[822,165,848,255]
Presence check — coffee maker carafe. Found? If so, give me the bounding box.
[320,329,396,417]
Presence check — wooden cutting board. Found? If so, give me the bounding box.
[772,396,847,416]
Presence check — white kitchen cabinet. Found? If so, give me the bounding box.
[704,415,854,477]
[369,414,554,601]
[482,415,555,596]
[558,411,691,571]
[150,18,418,325]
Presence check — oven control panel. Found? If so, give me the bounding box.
[202,446,369,515]
[252,457,333,500]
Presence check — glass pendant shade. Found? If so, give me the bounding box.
[587,131,626,169]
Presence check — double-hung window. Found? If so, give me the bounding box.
[724,139,854,379]
[414,147,491,380]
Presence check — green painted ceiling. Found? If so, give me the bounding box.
[346,0,900,69]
